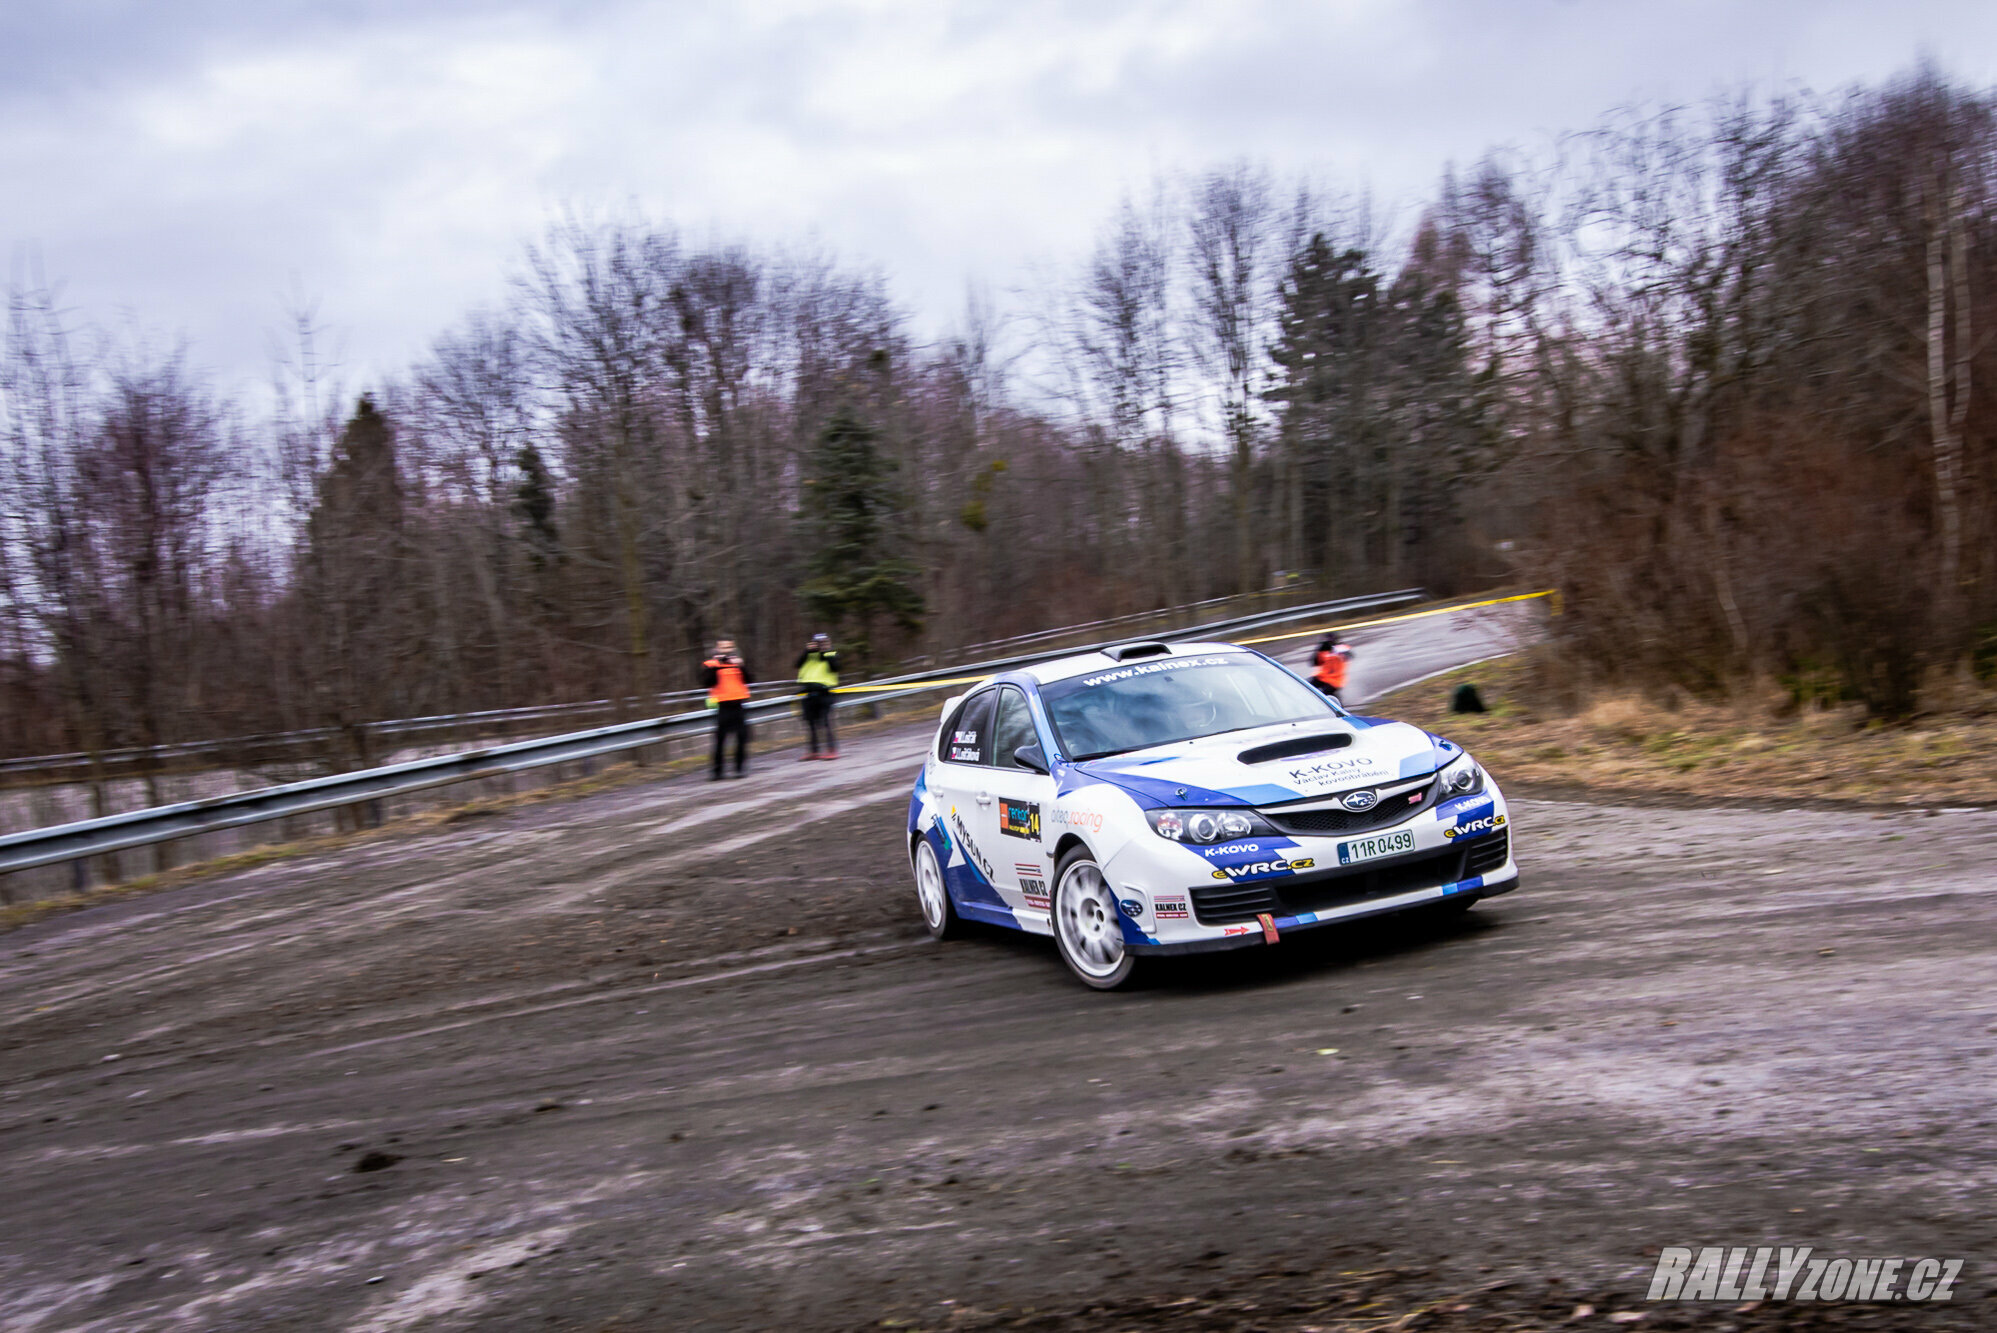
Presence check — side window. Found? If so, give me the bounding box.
[939,691,996,765]
[989,688,1039,770]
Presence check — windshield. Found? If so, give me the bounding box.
[1038,652,1332,761]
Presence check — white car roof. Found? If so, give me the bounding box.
[1021,640,1251,686]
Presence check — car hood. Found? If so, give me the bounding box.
[1065,716,1457,808]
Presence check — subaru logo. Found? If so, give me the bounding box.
[1119,899,1144,918]
[1340,788,1380,812]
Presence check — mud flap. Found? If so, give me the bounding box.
[1257,912,1279,944]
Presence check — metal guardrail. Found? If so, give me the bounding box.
[0,684,794,782]
[0,585,1330,784]
[0,589,1420,876]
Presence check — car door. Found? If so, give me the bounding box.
[929,689,1009,919]
[972,686,1059,924]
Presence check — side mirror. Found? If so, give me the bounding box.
[1013,743,1049,774]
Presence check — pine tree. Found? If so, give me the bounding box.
[299,395,409,767]
[797,407,924,667]
[511,442,560,568]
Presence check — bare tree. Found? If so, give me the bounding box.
[520,217,680,707]
[1188,162,1274,592]
[79,347,231,849]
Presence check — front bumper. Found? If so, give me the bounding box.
[1106,787,1518,952]
[1126,867,1518,954]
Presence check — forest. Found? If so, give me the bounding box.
[3,66,1994,778]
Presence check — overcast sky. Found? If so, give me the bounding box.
[6,0,1997,399]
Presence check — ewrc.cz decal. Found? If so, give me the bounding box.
[1443,812,1508,841]
[1211,857,1315,881]
[948,807,996,882]
[999,798,1041,840]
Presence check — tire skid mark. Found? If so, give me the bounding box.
[11,930,920,1097]
[5,737,924,989]
[0,766,921,1030]
[308,939,920,1058]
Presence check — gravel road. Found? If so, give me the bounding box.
[1,603,1989,1331]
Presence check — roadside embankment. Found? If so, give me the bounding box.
[1375,653,1997,807]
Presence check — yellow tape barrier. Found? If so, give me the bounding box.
[1234,588,1560,647]
[828,589,1560,691]
[834,677,992,693]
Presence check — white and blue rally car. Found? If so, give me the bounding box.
[906,640,1517,988]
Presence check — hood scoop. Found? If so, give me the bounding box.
[1237,733,1353,765]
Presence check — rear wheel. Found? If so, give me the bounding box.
[913,838,960,940]
[1052,848,1138,990]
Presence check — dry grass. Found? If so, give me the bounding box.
[1370,652,1997,806]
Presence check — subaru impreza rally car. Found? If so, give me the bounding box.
[906,640,1517,988]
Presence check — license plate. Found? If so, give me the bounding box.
[1338,827,1415,865]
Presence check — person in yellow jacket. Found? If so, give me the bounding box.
[702,638,754,779]
[795,632,840,760]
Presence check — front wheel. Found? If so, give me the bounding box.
[1052,848,1138,990]
[913,838,961,940]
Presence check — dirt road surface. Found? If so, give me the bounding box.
[2,604,1990,1331]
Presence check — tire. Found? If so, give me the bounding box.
[912,838,961,940]
[1051,846,1138,990]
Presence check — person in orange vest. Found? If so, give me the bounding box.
[1312,633,1352,703]
[702,638,754,779]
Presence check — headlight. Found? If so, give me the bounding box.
[1147,807,1277,844]
[1437,751,1484,797]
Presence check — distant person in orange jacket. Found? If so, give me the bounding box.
[1312,633,1352,704]
[703,638,753,779]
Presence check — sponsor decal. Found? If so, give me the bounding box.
[1154,895,1189,920]
[999,798,1041,840]
[1442,811,1508,842]
[1285,756,1395,791]
[947,728,981,763]
[1055,807,1104,833]
[1077,654,1232,689]
[1646,1247,1961,1304]
[1014,862,1050,908]
[1434,792,1493,820]
[947,806,995,883]
[1211,857,1315,881]
[1118,898,1145,919]
[1198,841,1266,859]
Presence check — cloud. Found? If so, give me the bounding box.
[5,0,1995,397]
